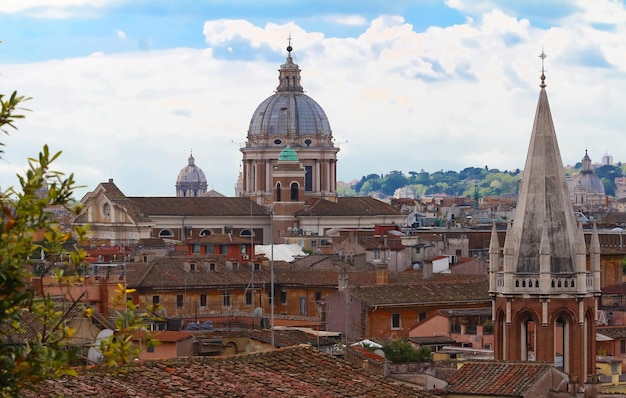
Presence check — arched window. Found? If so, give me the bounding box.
[159,229,173,238]
[290,182,299,201]
[276,182,281,202]
[240,229,254,237]
[199,229,212,237]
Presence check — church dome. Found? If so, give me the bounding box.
[176,154,208,197]
[247,44,332,139]
[571,150,605,196]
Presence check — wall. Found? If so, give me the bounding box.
[136,338,193,361]
[134,285,334,322]
[409,314,449,337]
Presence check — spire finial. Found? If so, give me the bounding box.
[539,48,547,88]
[287,34,292,54]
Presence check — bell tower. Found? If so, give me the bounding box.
[489,52,600,384]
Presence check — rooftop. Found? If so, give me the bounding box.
[28,345,438,397]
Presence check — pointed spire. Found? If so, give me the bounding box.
[489,222,500,256]
[276,36,303,93]
[506,48,579,275]
[488,222,500,293]
[591,223,601,291]
[590,222,601,255]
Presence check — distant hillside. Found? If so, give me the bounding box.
[338,163,625,198]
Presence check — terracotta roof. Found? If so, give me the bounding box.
[135,238,168,247]
[295,197,403,217]
[127,196,268,217]
[347,274,490,306]
[347,345,385,366]
[132,330,195,343]
[28,345,438,397]
[75,181,269,223]
[1,301,113,345]
[602,282,626,295]
[597,326,626,339]
[126,255,440,291]
[248,329,337,348]
[447,360,554,396]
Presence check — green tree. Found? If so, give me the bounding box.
[1,91,88,395]
[0,91,155,395]
[382,339,431,363]
[381,171,408,196]
[99,284,158,369]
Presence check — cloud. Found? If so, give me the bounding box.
[323,14,368,26]
[2,2,626,200]
[114,29,127,41]
[0,0,119,17]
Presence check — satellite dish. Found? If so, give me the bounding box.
[252,307,263,318]
[373,349,386,358]
[96,329,114,341]
[88,329,114,364]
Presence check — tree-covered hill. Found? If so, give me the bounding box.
[338,163,625,198]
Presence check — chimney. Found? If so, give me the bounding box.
[376,263,388,285]
[423,261,433,279]
[338,267,348,291]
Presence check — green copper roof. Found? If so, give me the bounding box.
[278,146,299,161]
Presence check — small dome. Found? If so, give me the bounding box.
[176,154,208,197]
[278,146,299,161]
[571,150,605,196]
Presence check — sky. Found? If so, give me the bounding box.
[1,0,625,199]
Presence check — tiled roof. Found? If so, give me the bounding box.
[447,360,553,396]
[28,345,438,397]
[295,197,403,217]
[99,181,128,201]
[597,326,626,339]
[1,300,113,344]
[136,238,168,247]
[409,335,456,345]
[126,255,441,290]
[347,274,490,306]
[248,329,337,348]
[132,330,195,343]
[602,282,626,295]
[347,345,386,366]
[127,196,268,217]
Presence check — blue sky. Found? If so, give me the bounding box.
[1,0,626,198]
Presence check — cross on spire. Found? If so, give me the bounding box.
[539,48,547,87]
